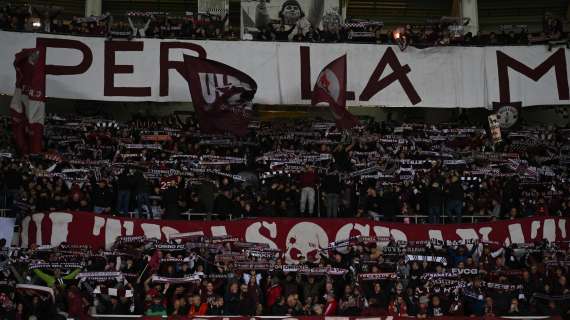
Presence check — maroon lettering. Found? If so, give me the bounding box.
[359,47,421,105]
[159,42,207,96]
[20,211,569,254]
[36,38,92,76]
[104,41,151,97]
[497,48,569,103]
[300,46,355,100]
[300,46,312,99]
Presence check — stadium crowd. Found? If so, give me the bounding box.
[0,227,569,319]
[0,113,569,224]
[251,19,561,46]
[0,4,237,40]
[0,3,566,45]
[1,3,570,319]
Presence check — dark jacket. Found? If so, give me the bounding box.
[447,181,464,201]
[91,179,114,208]
[161,186,181,219]
[223,292,241,315]
[323,172,342,194]
[427,185,444,208]
[213,194,235,215]
[117,172,133,191]
[381,190,399,220]
[134,171,151,194]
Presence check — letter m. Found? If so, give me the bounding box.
[497,48,569,103]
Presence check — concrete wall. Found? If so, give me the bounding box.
[0,95,569,126]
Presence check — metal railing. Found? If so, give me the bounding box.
[124,210,489,223]
[0,208,11,217]
[394,214,493,224]
[368,211,493,224]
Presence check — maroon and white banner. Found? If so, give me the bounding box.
[19,212,569,264]
[1,31,570,107]
[134,316,555,320]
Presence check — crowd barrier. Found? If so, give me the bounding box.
[167,211,489,224]
[393,215,492,224]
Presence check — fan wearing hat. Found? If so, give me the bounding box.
[91,176,113,214]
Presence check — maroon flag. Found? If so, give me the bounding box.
[10,48,46,154]
[312,55,358,129]
[183,55,257,136]
[148,250,161,272]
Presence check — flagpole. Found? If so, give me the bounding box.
[136,263,149,283]
[316,185,321,218]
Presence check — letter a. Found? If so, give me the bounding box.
[359,47,421,105]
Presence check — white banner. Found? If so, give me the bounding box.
[0,31,569,108]
[241,0,342,39]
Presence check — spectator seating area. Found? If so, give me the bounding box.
[0,1,567,45]
[1,114,568,223]
[1,1,570,319]
[0,221,568,318]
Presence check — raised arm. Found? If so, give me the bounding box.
[142,17,152,32]
[490,247,504,258]
[127,17,137,34]
[63,268,82,280]
[220,13,229,26]
[9,265,25,283]
[307,0,325,29]
[254,1,271,29]
[468,243,478,257]
[33,268,54,286]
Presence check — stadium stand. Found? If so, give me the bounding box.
[0,0,570,319]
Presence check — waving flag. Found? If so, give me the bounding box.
[183,55,257,136]
[312,55,358,129]
[10,48,46,154]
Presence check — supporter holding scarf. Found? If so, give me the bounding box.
[33,268,81,289]
[427,181,444,224]
[445,175,464,223]
[322,166,341,217]
[91,177,113,214]
[299,165,319,216]
[116,169,134,215]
